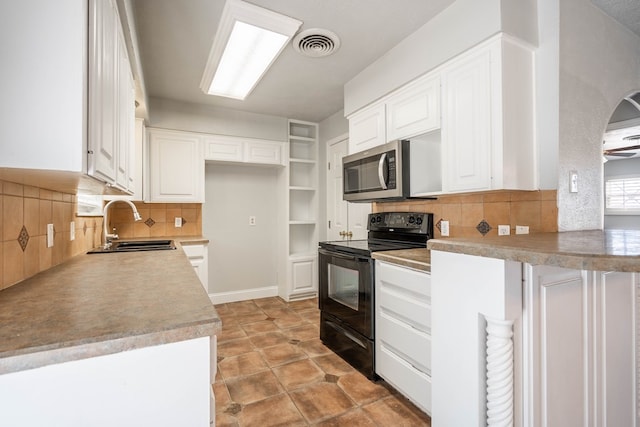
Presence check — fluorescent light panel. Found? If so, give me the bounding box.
[201,0,302,100]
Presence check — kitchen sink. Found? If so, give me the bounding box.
[87,239,176,254]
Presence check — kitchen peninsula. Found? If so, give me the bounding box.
[427,230,640,426]
[0,242,220,426]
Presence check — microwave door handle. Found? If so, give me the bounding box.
[378,153,388,190]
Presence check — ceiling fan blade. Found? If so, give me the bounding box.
[603,144,640,155]
[605,152,636,157]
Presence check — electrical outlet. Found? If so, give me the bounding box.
[70,221,75,241]
[440,220,449,237]
[498,225,510,236]
[174,217,182,228]
[47,224,54,248]
[516,225,530,235]
[249,216,256,226]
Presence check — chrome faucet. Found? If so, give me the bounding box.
[103,199,142,249]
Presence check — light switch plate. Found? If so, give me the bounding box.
[516,225,529,234]
[174,217,182,228]
[70,221,75,241]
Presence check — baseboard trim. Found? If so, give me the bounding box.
[209,286,279,304]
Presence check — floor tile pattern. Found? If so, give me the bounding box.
[214,297,431,426]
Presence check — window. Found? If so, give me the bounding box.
[605,175,640,214]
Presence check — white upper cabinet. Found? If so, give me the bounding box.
[0,0,87,172]
[347,33,537,195]
[0,0,136,193]
[386,75,440,142]
[440,48,492,192]
[147,128,204,203]
[441,36,536,193]
[348,103,386,154]
[88,0,136,193]
[204,135,283,166]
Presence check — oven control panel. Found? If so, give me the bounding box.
[367,212,433,234]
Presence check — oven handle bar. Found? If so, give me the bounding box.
[325,319,367,349]
[319,248,370,263]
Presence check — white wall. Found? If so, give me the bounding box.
[603,157,640,230]
[203,163,280,295]
[147,97,288,141]
[558,0,640,231]
[535,0,560,190]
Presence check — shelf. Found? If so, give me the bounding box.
[288,135,316,142]
[289,220,317,225]
[289,252,318,260]
[289,158,316,164]
[289,223,317,255]
[289,140,316,161]
[289,122,317,139]
[289,186,315,191]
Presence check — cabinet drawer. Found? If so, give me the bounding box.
[377,283,431,332]
[377,311,431,374]
[376,261,431,299]
[376,341,432,414]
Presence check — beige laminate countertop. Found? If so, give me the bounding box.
[372,248,431,272]
[0,238,220,375]
[427,229,640,272]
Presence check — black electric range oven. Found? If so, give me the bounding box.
[318,212,433,379]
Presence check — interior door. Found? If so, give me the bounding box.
[327,137,371,241]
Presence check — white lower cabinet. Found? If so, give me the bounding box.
[523,265,638,427]
[375,260,432,414]
[182,242,209,292]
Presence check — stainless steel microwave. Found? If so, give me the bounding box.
[343,140,410,202]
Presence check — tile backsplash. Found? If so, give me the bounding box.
[0,180,203,291]
[373,190,558,238]
[106,202,202,239]
[0,180,102,290]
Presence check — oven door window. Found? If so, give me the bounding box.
[328,264,359,310]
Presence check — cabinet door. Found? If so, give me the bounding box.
[386,75,440,141]
[148,130,204,202]
[290,256,317,297]
[245,141,282,165]
[523,266,638,427]
[115,27,134,192]
[441,49,491,193]
[204,137,243,162]
[88,0,118,183]
[348,103,386,153]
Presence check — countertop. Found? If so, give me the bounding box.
[427,229,640,272]
[372,248,431,272]
[0,238,220,375]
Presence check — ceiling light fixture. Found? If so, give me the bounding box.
[200,0,302,100]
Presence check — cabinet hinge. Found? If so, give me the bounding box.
[328,220,331,228]
[328,162,331,170]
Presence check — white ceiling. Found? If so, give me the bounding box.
[132,0,639,124]
[131,0,455,123]
[591,0,640,39]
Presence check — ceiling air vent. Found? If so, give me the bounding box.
[293,29,341,58]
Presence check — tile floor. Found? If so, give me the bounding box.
[213,297,432,426]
